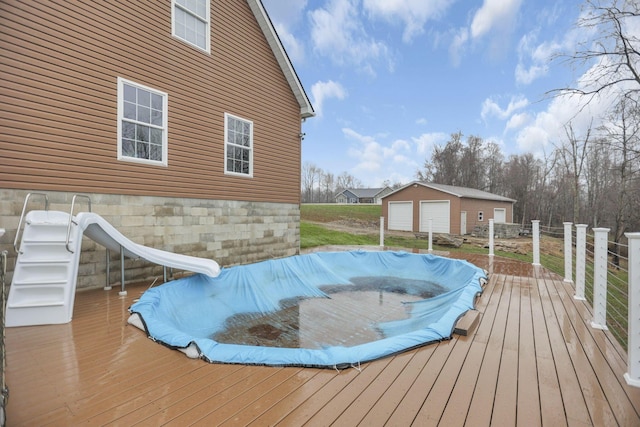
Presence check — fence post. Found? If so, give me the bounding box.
[532,220,540,266]
[591,228,609,330]
[574,224,588,301]
[380,217,384,247]
[428,219,433,252]
[625,232,640,387]
[564,222,573,283]
[488,219,495,257]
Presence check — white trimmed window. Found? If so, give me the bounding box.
[172,0,210,53]
[117,78,168,166]
[224,113,253,177]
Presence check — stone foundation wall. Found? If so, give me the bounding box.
[471,222,521,239]
[0,189,300,289]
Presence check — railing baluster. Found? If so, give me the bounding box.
[625,232,640,387]
[488,219,494,257]
[564,222,573,283]
[591,228,609,330]
[532,220,540,266]
[574,224,587,301]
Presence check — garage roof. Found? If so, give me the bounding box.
[384,181,517,203]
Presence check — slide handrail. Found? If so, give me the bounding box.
[66,194,92,253]
[13,193,49,254]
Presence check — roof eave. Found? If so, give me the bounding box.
[247,0,315,120]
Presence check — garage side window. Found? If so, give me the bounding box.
[478,211,484,221]
[117,78,168,166]
[224,113,253,177]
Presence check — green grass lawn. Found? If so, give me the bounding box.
[301,204,381,223]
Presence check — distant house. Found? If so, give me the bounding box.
[335,187,393,204]
[382,182,516,235]
[0,0,314,288]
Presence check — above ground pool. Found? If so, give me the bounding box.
[128,250,486,369]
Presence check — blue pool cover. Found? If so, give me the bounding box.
[128,250,486,369]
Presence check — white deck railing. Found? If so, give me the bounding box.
[526,221,639,388]
[380,217,639,386]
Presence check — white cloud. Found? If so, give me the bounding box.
[311,80,347,118]
[362,0,455,43]
[415,117,428,125]
[505,112,531,132]
[274,23,305,64]
[343,128,417,178]
[515,93,609,155]
[470,0,522,39]
[412,132,448,155]
[309,0,392,75]
[448,0,522,65]
[262,0,308,64]
[481,95,529,121]
[449,27,469,67]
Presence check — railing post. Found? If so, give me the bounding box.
[574,224,588,301]
[428,219,433,252]
[379,217,384,247]
[488,219,495,257]
[564,222,573,283]
[591,228,609,330]
[625,232,640,387]
[532,220,540,266]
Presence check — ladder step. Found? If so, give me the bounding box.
[7,285,66,308]
[8,300,65,308]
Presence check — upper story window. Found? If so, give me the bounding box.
[172,0,210,53]
[224,113,253,177]
[117,78,168,166]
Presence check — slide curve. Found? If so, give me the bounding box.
[76,212,221,277]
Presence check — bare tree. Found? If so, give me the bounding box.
[556,121,593,223]
[420,132,464,185]
[459,135,484,189]
[553,0,640,102]
[483,142,505,194]
[320,171,335,203]
[336,172,362,193]
[602,94,640,264]
[301,162,321,203]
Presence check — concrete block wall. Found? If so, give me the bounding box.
[0,189,300,289]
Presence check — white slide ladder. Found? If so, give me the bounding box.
[6,194,220,327]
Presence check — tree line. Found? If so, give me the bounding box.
[301,1,640,242]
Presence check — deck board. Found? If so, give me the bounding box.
[5,253,640,426]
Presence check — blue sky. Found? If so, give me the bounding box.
[261,0,610,187]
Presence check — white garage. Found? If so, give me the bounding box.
[420,200,450,233]
[388,201,413,231]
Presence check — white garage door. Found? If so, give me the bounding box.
[420,201,450,233]
[388,202,413,231]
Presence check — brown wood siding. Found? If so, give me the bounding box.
[0,0,303,204]
[460,198,514,231]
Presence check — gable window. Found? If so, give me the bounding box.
[224,113,253,177]
[172,0,210,53]
[478,211,484,221]
[117,78,168,166]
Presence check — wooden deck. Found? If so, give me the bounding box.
[5,253,640,426]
